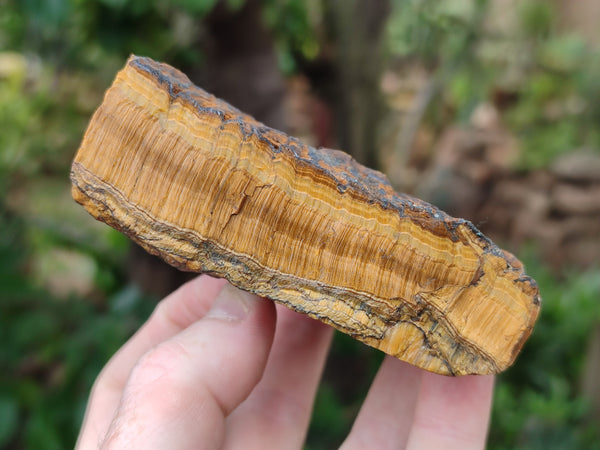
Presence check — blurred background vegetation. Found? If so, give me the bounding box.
[1,0,600,448]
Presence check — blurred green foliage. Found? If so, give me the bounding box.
[0,213,155,448]
[388,0,600,168]
[1,0,600,448]
[262,0,320,71]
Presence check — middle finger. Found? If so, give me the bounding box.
[340,357,422,450]
[222,304,334,450]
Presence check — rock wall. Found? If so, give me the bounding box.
[416,123,600,271]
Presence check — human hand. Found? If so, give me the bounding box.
[77,275,494,449]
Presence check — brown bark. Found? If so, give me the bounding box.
[317,0,391,168]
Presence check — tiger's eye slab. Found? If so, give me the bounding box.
[70,56,541,375]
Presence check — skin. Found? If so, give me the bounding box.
[77,274,494,449]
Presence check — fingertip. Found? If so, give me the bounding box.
[206,283,270,322]
[156,275,228,326]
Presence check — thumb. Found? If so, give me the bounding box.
[101,283,276,450]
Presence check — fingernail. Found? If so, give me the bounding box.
[205,283,255,322]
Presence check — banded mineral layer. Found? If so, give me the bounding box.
[71,56,541,375]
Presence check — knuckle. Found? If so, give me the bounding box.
[126,340,192,399]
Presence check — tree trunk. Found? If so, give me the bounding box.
[321,0,391,168]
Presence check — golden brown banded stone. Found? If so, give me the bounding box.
[70,56,541,375]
